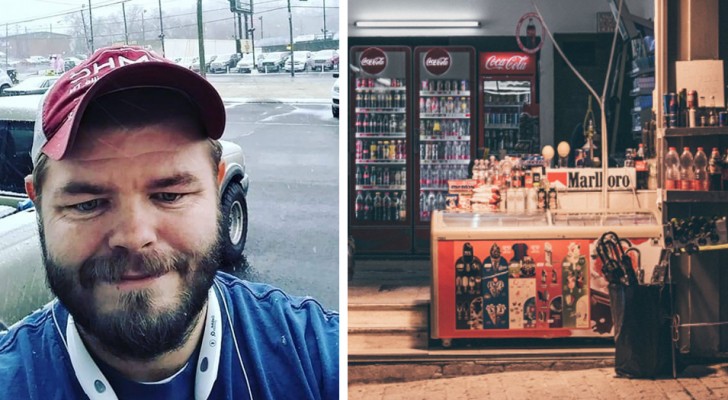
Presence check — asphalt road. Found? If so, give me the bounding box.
[221,101,340,311]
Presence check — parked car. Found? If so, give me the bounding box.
[0,69,11,93]
[209,53,242,73]
[326,52,339,71]
[331,73,339,118]
[25,55,49,65]
[236,54,255,73]
[1,76,59,97]
[257,52,287,73]
[283,51,312,72]
[0,95,251,327]
[191,55,217,73]
[175,56,197,70]
[309,49,338,71]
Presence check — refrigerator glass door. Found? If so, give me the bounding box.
[415,48,473,223]
[482,79,532,154]
[352,49,409,224]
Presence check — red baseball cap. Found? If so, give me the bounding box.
[31,45,225,165]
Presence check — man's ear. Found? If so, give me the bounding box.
[24,175,36,202]
[217,161,226,186]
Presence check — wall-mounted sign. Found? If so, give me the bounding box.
[359,47,388,76]
[480,52,535,75]
[516,12,544,54]
[546,168,636,191]
[423,48,452,76]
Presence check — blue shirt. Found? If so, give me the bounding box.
[0,272,339,399]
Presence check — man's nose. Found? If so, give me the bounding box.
[107,198,157,251]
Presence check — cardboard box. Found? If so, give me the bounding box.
[675,59,725,108]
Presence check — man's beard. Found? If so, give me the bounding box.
[38,215,225,362]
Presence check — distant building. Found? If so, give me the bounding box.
[1,32,73,59]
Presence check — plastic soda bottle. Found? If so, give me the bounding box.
[664,147,679,190]
[678,147,694,190]
[693,147,708,191]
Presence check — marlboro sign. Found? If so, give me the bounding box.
[546,168,636,191]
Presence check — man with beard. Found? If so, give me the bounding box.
[0,46,338,399]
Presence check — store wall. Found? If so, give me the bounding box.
[348,0,654,147]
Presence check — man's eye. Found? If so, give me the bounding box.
[72,199,101,212]
[154,193,183,202]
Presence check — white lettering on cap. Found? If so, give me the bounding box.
[68,54,152,88]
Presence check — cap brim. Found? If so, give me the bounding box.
[42,62,225,160]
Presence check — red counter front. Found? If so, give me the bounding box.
[430,210,662,342]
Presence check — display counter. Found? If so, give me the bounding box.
[430,209,663,345]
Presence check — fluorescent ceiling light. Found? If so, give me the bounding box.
[355,20,481,29]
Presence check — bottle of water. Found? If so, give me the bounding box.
[679,147,694,191]
[693,147,708,191]
[665,147,680,190]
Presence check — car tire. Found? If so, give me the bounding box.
[332,106,339,119]
[221,183,248,269]
[0,84,9,94]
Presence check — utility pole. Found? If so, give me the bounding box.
[142,9,146,45]
[287,0,294,77]
[322,0,327,40]
[197,0,205,78]
[258,16,263,38]
[122,2,128,45]
[80,6,90,53]
[158,0,165,56]
[237,13,243,53]
[233,15,240,54]
[88,0,94,52]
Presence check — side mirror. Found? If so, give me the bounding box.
[333,73,339,78]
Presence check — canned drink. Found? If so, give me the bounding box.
[688,90,699,109]
[720,112,728,127]
[668,114,678,128]
[663,93,677,115]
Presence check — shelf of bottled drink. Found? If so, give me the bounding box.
[355,185,407,191]
[419,136,470,141]
[484,103,523,108]
[420,113,470,119]
[664,127,728,137]
[484,124,521,130]
[355,108,406,114]
[356,159,406,165]
[355,86,406,93]
[356,133,406,139]
[663,190,728,203]
[420,90,472,97]
[420,159,470,165]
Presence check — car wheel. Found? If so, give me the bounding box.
[332,106,339,119]
[221,183,248,269]
[0,84,8,94]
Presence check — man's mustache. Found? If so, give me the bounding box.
[78,249,190,289]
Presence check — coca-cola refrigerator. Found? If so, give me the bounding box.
[350,46,413,253]
[479,52,539,156]
[413,46,476,254]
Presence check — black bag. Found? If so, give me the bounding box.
[609,283,674,378]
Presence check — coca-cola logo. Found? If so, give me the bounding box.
[485,55,528,71]
[423,48,451,76]
[360,47,387,75]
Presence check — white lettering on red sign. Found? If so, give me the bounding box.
[360,56,385,66]
[425,57,450,67]
[484,55,529,72]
